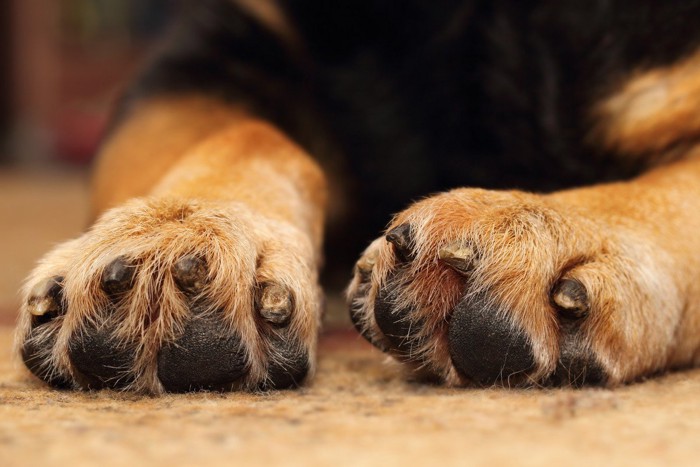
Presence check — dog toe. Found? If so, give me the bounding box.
[18,199,321,393]
[447,294,535,386]
[373,282,422,355]
[257,284,293,326]
[172,255,208,295]
[27,276,65,325]
[21,329,70,389]
[551,278,590,320]
[263,331,309,389]
[348,188,669,387]
[101,257,137,298]
[157,314,248,392]
[386,223,415,262]
[68,321,136,390]
[22,277,71,388]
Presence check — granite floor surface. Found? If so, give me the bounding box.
[1,169,699,466]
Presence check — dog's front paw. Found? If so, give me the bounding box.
[348,188,681,387]
[18,198,320,393]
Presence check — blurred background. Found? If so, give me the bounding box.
[2,0,170,166]
[0,0,171,322]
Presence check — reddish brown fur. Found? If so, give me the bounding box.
[18,96,327,392]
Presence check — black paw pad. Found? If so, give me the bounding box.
[448,294,535,386]
[101,257,136,298]
[386,224,414,261]
[22,331,71,389]
[550,353,606,387]
[157,315,247,392]
[349,295,387,351]
[550,322,606,387]
[348,259,387,350]
[263,333,309,389]
[374,286,420,354]
[68,323,136,389]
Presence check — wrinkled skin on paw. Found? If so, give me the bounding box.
[348,188,684,387]
[18,198,319,393]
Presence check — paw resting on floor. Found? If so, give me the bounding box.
[18,198,320,393]
[348,188,681,387]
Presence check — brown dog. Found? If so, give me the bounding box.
[17,1,700,391]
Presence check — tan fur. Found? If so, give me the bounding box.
[19,96,327,393]
[595,50,700,157]
[92,97,247,217]
[349,150,700,386]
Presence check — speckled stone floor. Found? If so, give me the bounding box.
[2,327,700,467]
[2,169,700,466]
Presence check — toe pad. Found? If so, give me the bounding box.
[157,315,247,392]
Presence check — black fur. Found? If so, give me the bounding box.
[114,0,700,281]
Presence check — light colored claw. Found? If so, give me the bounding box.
[28,278,62,316]
[552,279,589,318]
[438,242,475,274]
[259,285,292,325]
[356,251,378,278]
[29,297,59,316]
[552,291,581,310]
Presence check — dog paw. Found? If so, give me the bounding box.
[348,188,682,387]
[17,198,320,393]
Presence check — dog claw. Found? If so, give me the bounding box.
[102,257,136,296]
[355,252,377,281]
[172,255,207,294]
[438,242,475,274]
[28,277,63,317]
[386,223,414,261]
[30,299,56,317]
[552,278,589,319]
[258,284,292,326]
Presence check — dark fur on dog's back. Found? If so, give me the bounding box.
[117,0,700,274]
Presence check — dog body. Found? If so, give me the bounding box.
[17,0,700,391]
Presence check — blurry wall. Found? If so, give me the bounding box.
[0,1,171,320]
[4,0,170,166]
[0,0,10,161]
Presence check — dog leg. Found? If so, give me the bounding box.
[18,97,327,393]
[349,153,700,387]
